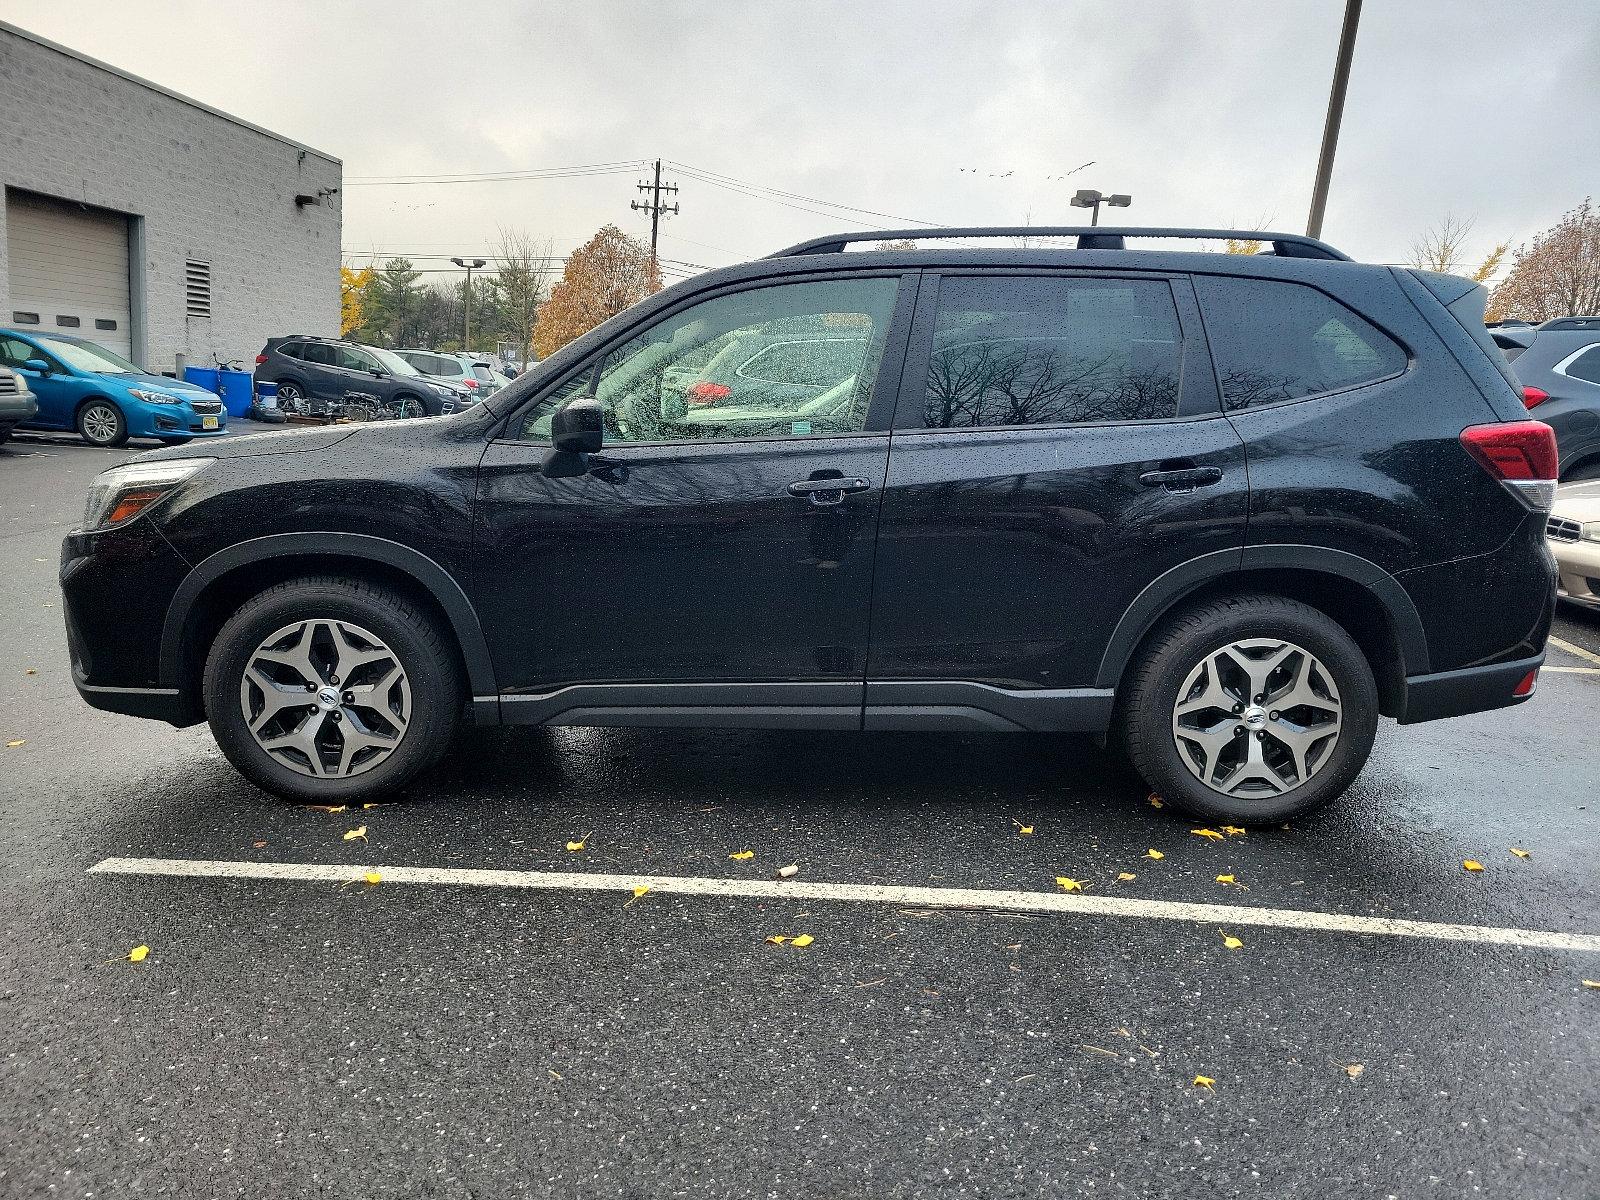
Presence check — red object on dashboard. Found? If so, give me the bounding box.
[687,381,731,406]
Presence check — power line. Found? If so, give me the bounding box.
[668,160,945,227]
[345,160,648,186]
[630,159,680,264]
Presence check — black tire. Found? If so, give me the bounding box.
[77,398,128,448]
[0,422,14,445]
[203,576,463,803]
[1118,594,1378,826]
[400,392,437,418]
[1563,459,1600,483]
[275,380,308,415]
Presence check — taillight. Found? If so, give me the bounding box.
[255,354,268,365]
[463,378,478,388]
[1459,420,1558,511]
[1523,386,1548,409]
[687,381,731,406]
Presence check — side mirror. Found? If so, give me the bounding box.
[550,397,604,454]
[369,367,386,377]
[24,358,51,374]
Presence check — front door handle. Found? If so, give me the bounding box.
[1139,466,1223,491]
[787,477,871,506]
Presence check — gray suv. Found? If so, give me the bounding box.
[1492,317,1600,480]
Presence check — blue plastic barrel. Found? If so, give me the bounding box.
[218,370,254,417]
[183,366,220,394]
[255,380,279,404]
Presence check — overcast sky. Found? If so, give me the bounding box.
[6,0,1598,282]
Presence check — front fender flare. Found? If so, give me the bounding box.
[158,532,497,696]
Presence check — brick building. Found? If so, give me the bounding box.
[0,20,341,372]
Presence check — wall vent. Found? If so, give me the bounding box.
[185,260,213,318]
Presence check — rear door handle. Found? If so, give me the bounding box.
[1139,466,1223,490]
[788,477,871,506]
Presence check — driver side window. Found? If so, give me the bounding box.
[517,277,899,443]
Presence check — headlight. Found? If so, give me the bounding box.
[127,388,180,405]
[81,458,213,532]
[1584,522,1600,544]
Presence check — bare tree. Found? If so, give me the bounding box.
[1408,215,1479,274]
[1488,198,1600,322]
[489,227,555,365]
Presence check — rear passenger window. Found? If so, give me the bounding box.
[1563,346,1600,385]
[1194,276,1406,409]
[915,276,1183,428]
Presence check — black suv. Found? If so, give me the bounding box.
[63,227,1558,824]
[254,336,459,417]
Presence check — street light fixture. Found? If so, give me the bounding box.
[450,256,487,350]
[1070,189,1132,227]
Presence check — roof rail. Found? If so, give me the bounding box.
[1539,316,1600,331]
[767,226,1352,262]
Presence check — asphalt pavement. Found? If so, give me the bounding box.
[2,432,1597,1199]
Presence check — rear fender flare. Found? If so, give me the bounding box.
[1094,545,1430,689]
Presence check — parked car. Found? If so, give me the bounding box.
[63,225,1557,822]
[255,336,458,417]
[1546,481,1600,612]
[461,356,511,398]
[1491,316,1600,480]
[392,349,482,404]
[0,364,38,445]
[0,330,226,447]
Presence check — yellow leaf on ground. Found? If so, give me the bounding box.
[343,825,368,842]
[567,830,593,852]
[5,740,25,748]
[1055,877,1087,893]
[307,804,346,813]
[566,840,585,852]
[1191,828,1225,841]
[1222,825,1246,836]
[1216,874,1237,885]
[1344,1063,1365,1078]
[1462,860,1484,872]
[1117,872,1137,882]
[1193,1075,1215,1090]
[790,934,814,948]
[364,871,382,885]
[1221,932,1243,949]
[766,935,790,945]
[362,803,383,810]
[1016,825,1034,835]
[1148,793,1164,808]
[1145,849,1165,861]
[1509,848,1531,859]
[729,850,755,861]
[127,945,149,963]
[631,886,648,898]
[1580,980,1600,989]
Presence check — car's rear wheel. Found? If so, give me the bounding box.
[203,576,462,803]
[77,399,128,448]
[1119,594,1378,825]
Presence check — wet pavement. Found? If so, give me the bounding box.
[2,435,1598,1198]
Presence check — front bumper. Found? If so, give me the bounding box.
[0,393,38,423]
[1550,533,1600,611]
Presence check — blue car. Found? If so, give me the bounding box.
[0,329,228,447]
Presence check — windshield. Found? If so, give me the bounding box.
[38,336,141,374]
[367,346,423,376]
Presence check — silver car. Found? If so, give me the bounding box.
[1546,480,1600,611]
[0,365,38,445]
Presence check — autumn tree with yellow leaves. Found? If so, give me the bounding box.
[533,225,661,359]
[340,265,374,337]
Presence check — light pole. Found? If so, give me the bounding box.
[1306,0,1362,239]
[1070,189,1132,226]
[451,256,486,349]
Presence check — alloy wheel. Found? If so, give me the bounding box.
[81,404,121,444]
[1170,638,1342,798]
[238,618,411,779]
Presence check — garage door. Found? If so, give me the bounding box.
[5,191,132,360]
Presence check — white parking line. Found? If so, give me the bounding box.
[88,857,1600,954]
[1549,636,1600,668]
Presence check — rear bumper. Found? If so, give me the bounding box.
[73,680,192,725]
[1395,653,1544,725]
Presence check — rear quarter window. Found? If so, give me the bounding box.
[1194,276,1407,410]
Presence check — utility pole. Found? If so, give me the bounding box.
[631,159,679,271]
[1306,0,1362,240]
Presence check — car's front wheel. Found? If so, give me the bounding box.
[77,399,128,447]
[203,576,462,803]
[1119,594,1378,825]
